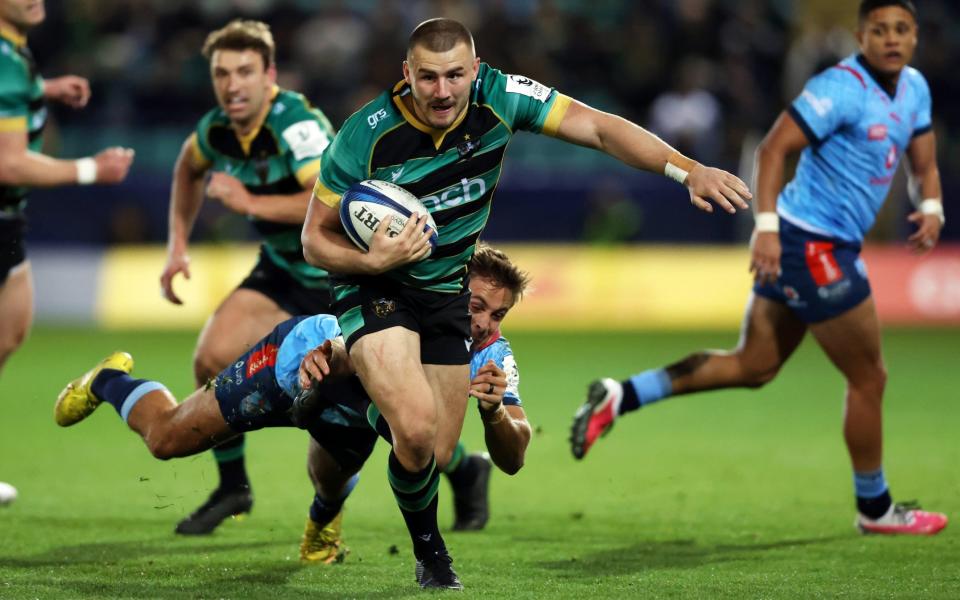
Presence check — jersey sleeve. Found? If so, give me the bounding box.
[479,64,571,136]
[314,109,372,207]
[274,315,342,399]
[278,101,335,188]
[910,70,932,139]
[0,54,29,132]
[787,66,865,146]
[191,112,216,169]
[472,338,522,406]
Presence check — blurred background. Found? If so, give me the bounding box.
[22,0,960,329]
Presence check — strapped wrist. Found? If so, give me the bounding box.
[754,212,779,233]
[75,157,97,185]
[920,199,945,226]
[664,151,697,185]
[480,403,508,425]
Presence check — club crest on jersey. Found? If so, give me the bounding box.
[868,124,888,141]
[371,298,397,318]
[457,134,482,160]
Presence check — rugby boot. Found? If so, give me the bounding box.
[451,453,492,531]
[415,549,463,590]
[55,352,134,426]
[570,378,622,459]
[299,511,349,563]
[856,501,948,535]
[174,485,253,535]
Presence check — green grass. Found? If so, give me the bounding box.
[1,326,958,598]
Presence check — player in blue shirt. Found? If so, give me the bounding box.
[54,244,532,590]
[571,0,946,536]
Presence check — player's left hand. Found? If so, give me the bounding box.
[685,165,752,214]
[206,172,255,216]
[470,360,507,411]
[43,76,91,109]
[907,210,943,254]
[299,340,334,390]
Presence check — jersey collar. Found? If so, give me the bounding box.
[0,24,27,48]
[855,54,901,101]
[391,80,469,150]
[234,85,280,155]
[473,329,501,353]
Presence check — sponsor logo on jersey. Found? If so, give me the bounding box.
[506,74,551,102]
[390,166,404,182]
[282,120,330,160]
[246,344,278,378]
[367,108,389,128]
[801,90,833,117]
[868,124,888,141]
[421,177,487,210]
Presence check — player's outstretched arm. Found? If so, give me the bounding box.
[470,360,531,475]
[905,131,944,254]
[161,134,207,305]
[42,75,91,109]
[0,131,133,188]
[550,99,751,214]
[750,111,810,284]
[205,173,314,224]
[301,193,432,275]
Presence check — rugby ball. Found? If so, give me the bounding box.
[0,481,17,506]
[339,180,438,255]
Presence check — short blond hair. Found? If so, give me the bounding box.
[202,19,275,69]
[469,243,531,303]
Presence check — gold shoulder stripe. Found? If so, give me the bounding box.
[541,94,572,137]
[188,132,211,170]
[296,159,321,189]
[313,179,342,208]
[0,116,27,133]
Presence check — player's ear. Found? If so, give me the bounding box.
[403,60,412,85]
[471,56,480,81]
[266,64,277,85]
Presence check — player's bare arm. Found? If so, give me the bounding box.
[0,130,133,188]
[42,75,91,109]
[161,134,208,305]
[904,131,944,253]
[751,111,810,284]
[551,99,752,214]
[470,360,531,475]
[205,173,314,223]
[301,193,432,275]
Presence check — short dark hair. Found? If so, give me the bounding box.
[202,19,275,69]
[469,243,531,303]
[858,0,917,22]
[407,18,475,56]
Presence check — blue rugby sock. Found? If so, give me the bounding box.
[91,369,167,423]
[619,368,672,414]
[310,473,360,525]
[854,468,892,519]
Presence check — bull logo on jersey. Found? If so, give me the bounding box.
[371,298,397,318]
[885,145,898,170]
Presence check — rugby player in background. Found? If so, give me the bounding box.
[159,19,336,535]
[572,0,946,536]
[0,0,133,501]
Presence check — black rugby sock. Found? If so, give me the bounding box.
[212,435,249,492]
[387,451,444,558]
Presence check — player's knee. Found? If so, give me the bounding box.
[146,428,184,460]
[850,361,887,397]
[741,361,780,389]
[192,348,228,387]
[0,326,28,364]
[392,424,437,466]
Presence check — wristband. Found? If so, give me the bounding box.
[920,199,945,226]
[480,403,508,425]
[75,158,97,185]
[664,151,697,185]
[754,212,780,233]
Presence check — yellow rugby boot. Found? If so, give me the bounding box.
[55,352,134,427]
[299,511,348,564]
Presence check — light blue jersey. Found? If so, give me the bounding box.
[471,333,522,406]
[780,54,932,242]
[274,315,342,399]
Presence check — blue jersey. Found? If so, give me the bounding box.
[274,314,342,399]
[780,54,932,242]
[471,333,521,407]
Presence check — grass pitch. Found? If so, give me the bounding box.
[1,326,958,598]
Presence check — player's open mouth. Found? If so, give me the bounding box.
[227,97,248,111]
[884,51,902,60]
[431,104,453,116]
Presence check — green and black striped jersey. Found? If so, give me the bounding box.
[315,63,571,293]
[0,27,45,214]
[192,87,336,289]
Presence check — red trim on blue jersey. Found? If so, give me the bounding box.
[474,329,501,352]
[834,65,867,89]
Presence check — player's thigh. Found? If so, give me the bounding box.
[808,296,883,383]
[422,363,470,466]
[195,288,291,371]
[350,327,436,434]
[0,261,34,350]
[736,293,807,372]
